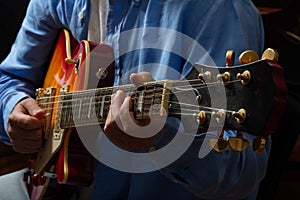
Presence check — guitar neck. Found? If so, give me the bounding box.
[43,80,173,129]
[37,59,287,137]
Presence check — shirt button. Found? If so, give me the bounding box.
[133,0,141,7]
[78,12,84,19]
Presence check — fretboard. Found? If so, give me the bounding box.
[57,80,173,128]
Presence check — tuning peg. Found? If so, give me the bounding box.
[236,70,251,85]
[252,137,267,153]
[210,131,229,152]
[217,72,231,85]
[228,131,249,152]
[262,48,279,62]
[211,109,226,124]
[226,50,235,67]
[239,50,259,64]
[198,71,211,83]
[193,111,206,125]
[231,109,247,124]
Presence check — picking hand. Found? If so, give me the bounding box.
[8,98,45,154]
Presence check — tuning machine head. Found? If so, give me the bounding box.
[239,50,259,64]
[228,131,249,152]
[252,137,267,153]
[262,48,279,62]
[217,72,231,85]
[211,109,226,124]
[210,137,229,152]
[210,131,229,152]
[194,111,206,125]
[198,71,212,83]
[226,50,235,67]
[236,70,251,85]
[231,109,247,124]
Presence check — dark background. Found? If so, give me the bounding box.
[0,0,30,62]
[0,0,299,199]
[253,1,300,199]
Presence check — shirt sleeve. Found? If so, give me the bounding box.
[0,0,64,143]
[0,0,90,143]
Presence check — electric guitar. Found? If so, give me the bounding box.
[0,29,287,199]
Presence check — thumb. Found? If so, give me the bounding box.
[21,98,45,119]
[130,72,154,85]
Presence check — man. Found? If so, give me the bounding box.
[0,0,268,199]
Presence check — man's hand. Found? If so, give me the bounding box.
[8,98,45,154]
[104,72,165,151]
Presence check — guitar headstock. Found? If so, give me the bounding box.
[170,49,287,152]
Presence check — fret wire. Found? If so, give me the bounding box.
[88,96,92,119]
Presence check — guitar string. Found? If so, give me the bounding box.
[39,101,237,117]
[40,102,232,116]
[37,78,244,125]
[37,78,242,104]
[38,91,238,116]
[55,106,220,128]
[43,79,236,127]
[39,95,236,124]
[40,99,222,116]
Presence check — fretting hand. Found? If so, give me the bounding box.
[104,72,165,151]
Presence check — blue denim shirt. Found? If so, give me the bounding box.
[0,0,269,199]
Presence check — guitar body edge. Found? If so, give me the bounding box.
[33,29,94,186]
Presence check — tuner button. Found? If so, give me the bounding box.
[239,50,259,64]
[252,137,266,153]
[228,132,249,152]
[210,138,229,152]
[228,137,249,152]
[226,50,235,67]
[262,48,279,62]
